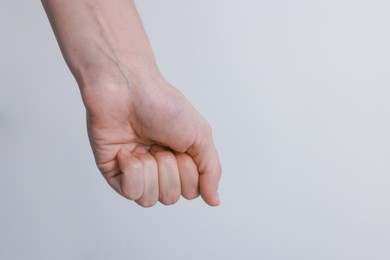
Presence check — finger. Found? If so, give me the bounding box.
[150,145,181,205]
[187,126,222,206]
[132,146,159,208]
[117,147,144,201]
[175,152,199,200]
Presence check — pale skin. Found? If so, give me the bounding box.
[41,0,221,207]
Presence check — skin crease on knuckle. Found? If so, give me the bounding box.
[178,154,196,170]
[136,154,157,173]
[154,151,176,165]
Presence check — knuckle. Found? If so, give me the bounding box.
[160,192,180,205]
[142,157,157,171]
[138,199,157,208]
[122,188,142,201]
[155,152,176,165]
[179,155,196,170]
[128,160,143,172]
[182,191,199,200]
[121,181,143,200]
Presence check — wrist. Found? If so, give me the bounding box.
[42,0,161,97]
[75,54,163,98]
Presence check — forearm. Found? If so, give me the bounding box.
[41,0,161,96]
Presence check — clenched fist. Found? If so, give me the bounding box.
[84,79,221,207]
[42,0,221,207]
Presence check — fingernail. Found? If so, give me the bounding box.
[134,146,148,154]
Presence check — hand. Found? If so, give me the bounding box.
[83,77,221,207]
[41,0,221,207]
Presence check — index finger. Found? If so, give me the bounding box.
[187,136,222,206]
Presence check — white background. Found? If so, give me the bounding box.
[1,0,390,259]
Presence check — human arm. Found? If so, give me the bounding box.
[41,0,221,206]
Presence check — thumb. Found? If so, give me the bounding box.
[187,132,222,206]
